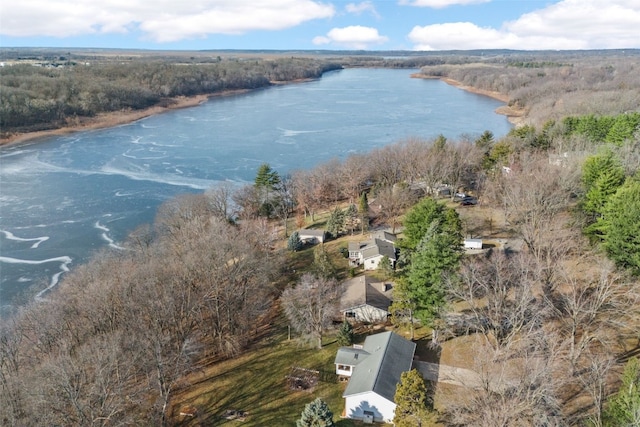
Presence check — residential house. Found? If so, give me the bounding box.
[335,331,416,423]
[348,236,397,271]
[340,275,393,323]
[297,229,327,244]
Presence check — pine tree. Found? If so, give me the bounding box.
[288,231,302,251]
[603,358,640,426]
[400,198,463,325]
[358,192,369,235]
[393,369,436,427]
[313,245,337,279]
[326,207,345,238]
[254,163,281,190]
[336,320,354,346]
[297,398,335,427]
[599,179,640,275]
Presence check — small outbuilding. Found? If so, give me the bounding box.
[464,238,483,250]
[298,229,327,244]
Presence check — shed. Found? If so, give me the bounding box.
[464,239,483,250]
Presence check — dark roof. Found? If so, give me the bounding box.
[340,275,392,312]
[342,331,416,402]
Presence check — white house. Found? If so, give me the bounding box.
[348,238,397,271]
[335,331,416,423]
[340,275,393,323]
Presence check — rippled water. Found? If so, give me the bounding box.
[0,68,512,314]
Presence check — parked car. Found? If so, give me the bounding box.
[460,196,478,206]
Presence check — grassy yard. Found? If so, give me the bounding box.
[169,322,393,426]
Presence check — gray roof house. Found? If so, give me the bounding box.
[340,275,393,323]
[348,238,397,271]
[335,331,416,423]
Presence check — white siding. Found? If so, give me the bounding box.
[344,393,396,423]
[336,364,353,377]
[347,305,388,323]
[363,255,383,270]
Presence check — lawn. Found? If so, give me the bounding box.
[169,322,389,426]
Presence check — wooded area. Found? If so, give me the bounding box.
[0,54,342,135]
[1,50,640,426]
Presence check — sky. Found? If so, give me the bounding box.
[1,0,639,51]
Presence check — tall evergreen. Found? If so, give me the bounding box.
[358,192,369,235]
[599,179,640,275]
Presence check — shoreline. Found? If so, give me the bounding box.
[411,73,527,126]
[1,74,524,148]
[0,89,251,148]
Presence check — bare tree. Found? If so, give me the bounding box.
[374,184,416,233]
[281,273,341,349]
[205,181,236,221]
[446,250,541,350]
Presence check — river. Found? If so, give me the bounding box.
[0,68,512,315]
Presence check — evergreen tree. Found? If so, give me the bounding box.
[288,231,302,251]
[475,130,495,152]
[599,179,640,275]
[393,369,436,427]
[398,198,462,325]
[254,163,281,190]
[336,320,354,346]
[326,207,345,238]
[313,245,337,279]
[254,163,281,218]
[406,221,462,324]
[582,150,624,192]
[606,112,640,145]
[584,168,626,215]
[603,358,640,426]
[389,279,417,339]
[358,192,369,235]
[297,398,335,427]
[344,203,359,235]
[378,255,394,280]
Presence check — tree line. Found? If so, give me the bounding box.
[417,50,640,126]
[0,57,342,135]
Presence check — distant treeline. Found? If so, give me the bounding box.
[416,51,640,125]
[0,58,342,134]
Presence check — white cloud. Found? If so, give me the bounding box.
[346,1,380,18]
[408,0,640,50]
[400,0,490,8]
[0,0,335,42]
[313,26,388,49]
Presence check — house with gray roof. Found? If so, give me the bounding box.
[335,331,416,423]
[348,237,397,271]
[340,275,393,323]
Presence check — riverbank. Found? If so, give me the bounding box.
[411,73,527,126]
[0,89,250,148]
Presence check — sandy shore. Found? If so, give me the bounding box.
[0,89,250,148]
[411,73,527,126]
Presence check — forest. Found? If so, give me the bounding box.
[1,50,640,426]
[0,54,343,135]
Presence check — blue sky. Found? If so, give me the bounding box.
[1,0,639,51]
